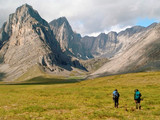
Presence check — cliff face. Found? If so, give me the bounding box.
[0,4,85,81]
[81,32,119,58]
[49,17,93,60]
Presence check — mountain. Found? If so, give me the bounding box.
[0,4,160,81]
[49,18,160,77]
[81,32,119,58]
[81,24,158,59]
[0,4,85,81]
[91,23,160,77]
[49,16,154,60]
[49,17,93,59]
[118,26,145,37]
[49,17,73,51]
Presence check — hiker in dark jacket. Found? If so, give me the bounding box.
[134,89,142,109]
[113,89,120,108]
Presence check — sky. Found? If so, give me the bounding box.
[0,0,160,36]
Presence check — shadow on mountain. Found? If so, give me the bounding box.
[0,72,6,81]
[0,53,6,81]
[47,32,88,72]
[5,76,84,85]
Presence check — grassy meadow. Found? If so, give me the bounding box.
[0,72,160,120]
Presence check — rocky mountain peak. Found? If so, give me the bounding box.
[107,31,118,43]
[97,33,106,37]
[108,31,117,35]
[50,17,72,32]
[51,17,68,26]
[12,4,48,26]
[49,17,73,51]
[0,4,88,81]
[146,22,158,29]
[0,3,51,49]
[118,26,145,37]
[16,3,33,13]
[16,4,39,18]
[97,32,118,41]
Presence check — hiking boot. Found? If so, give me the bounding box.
[139,106,141,110]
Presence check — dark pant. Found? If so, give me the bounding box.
[135,99,141,109]
[113,98,119,108]
[135,98,141,103]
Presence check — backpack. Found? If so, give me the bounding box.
[113,91,119,98]
[135,91,141,99]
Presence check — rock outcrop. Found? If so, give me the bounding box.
[0,4,85,81]
[81,32,119,58]
[49,17,93,59]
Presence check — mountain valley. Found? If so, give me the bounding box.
[0,4,160,81]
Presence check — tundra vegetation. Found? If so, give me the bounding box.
[0,71,160,120]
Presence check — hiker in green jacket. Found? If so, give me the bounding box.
[134,89,142,109]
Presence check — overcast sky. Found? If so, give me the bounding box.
[0,0,160,36]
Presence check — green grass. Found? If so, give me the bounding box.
[0,71,160,119]
[15,64,45,81]
[15,64,68,82]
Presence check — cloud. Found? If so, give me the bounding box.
[0,0,160,36]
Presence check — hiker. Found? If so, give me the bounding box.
[134,89,142,109]
[113,89,120,108]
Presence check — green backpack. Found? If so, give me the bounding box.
[135,91,141,99]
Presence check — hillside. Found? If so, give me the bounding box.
[0,71,160,119]
[92,23,160,77]
[80,58,109,73]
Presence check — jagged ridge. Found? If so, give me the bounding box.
[0,4,86,81]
